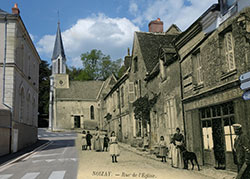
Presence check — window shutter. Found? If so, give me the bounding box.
[128,82,135,103]
[225,32,235,71]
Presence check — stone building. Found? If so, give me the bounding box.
[145,24,182,147]
[175,1,250,170]
[0,4,40,155]
[49,22,116,130]
[103,67,131,142]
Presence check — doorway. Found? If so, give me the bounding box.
[212,118,226,168]
[74,116,80,128]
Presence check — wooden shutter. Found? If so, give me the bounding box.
[128,82,135,103]
[225,32,235,71]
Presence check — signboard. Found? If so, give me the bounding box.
[240,80,250,91]
[242,90,250,100]
[239,71,250,83]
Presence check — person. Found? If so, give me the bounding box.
[103,133,110,152]
[233,124,250,178]
[94,127,102,152]
[172,127,184,168]
[109,131,120,163]
[143,133,149,149]
[158,136,168,162]
[86,131,92,150]
[81,130,87,150]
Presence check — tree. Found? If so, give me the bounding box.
[38,60,51,118]
[80,49,123,80]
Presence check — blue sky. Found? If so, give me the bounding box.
[1,0,217,67]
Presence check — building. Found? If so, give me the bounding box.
[175,1,250,170]
[0,4,41,155]
[145,24,182,147]
[49,22,116,130]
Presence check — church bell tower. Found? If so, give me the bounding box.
[49,22,69,130]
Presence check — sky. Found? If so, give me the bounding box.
[1,0,217,67]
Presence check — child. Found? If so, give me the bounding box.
[159,136,168,162]
[82,130,87,150]
[103,134,110,152]
[86,131,92,150]
[109,131,120,163]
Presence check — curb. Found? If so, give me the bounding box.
[0,141,51,171]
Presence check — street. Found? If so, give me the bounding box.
[77,142,213,179]
[0,128,78,179]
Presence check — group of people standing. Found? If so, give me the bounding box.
[156,127,184,168]
[81,127,120,163]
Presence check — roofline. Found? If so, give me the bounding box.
[104,71,129,100]
[174,3,219,49]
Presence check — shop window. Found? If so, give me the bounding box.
[224,117,236,151]
[202,120,213,150]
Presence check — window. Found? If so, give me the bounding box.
[160,59,166,80]
[58,58,60,73]
[224,117,236,151]
[136,119,142,137]
[164,98,177,136]
[200,102,235,151]
[128,82,135,103]
[224,32,235,71]
[90,105,94,120]
[193,52,203,85]
[202,120,214,150]
[121,86,124,107]
[134,57,138,73]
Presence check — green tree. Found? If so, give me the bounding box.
[38,60,51,118]
[80,49,123,80]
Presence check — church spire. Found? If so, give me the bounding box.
[51,22,65,60]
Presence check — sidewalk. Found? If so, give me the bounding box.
[118,142,237,179]
[0,139,49,167]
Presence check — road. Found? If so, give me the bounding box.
[77,143,214,179]
[0,128,78,179]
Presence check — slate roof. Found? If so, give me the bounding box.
[56,81,104,100]
[135,32,177,73]
[52,23,66,60]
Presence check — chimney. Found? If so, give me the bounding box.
[148,18,163,32]
[124,48,132,70]
[12,3,20,15]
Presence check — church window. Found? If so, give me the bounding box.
[90,105,94,120]
[58,59,60,73]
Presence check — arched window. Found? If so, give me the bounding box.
[19,87,25,123]
[90,105,94,120]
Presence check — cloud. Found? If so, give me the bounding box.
[129,2,139,16]
[37,13,139,67]
[129,0,218,31]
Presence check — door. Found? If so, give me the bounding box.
[74,116,80,128]
[212,118,226,168]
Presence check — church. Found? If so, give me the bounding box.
[49,22,116,131]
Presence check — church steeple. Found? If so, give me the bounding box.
[51,22,66,74]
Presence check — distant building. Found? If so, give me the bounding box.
[0,4,41,155]
[49,22,115,130]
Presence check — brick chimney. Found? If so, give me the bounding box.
[148,18,163,32]
[12,3,20,15]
